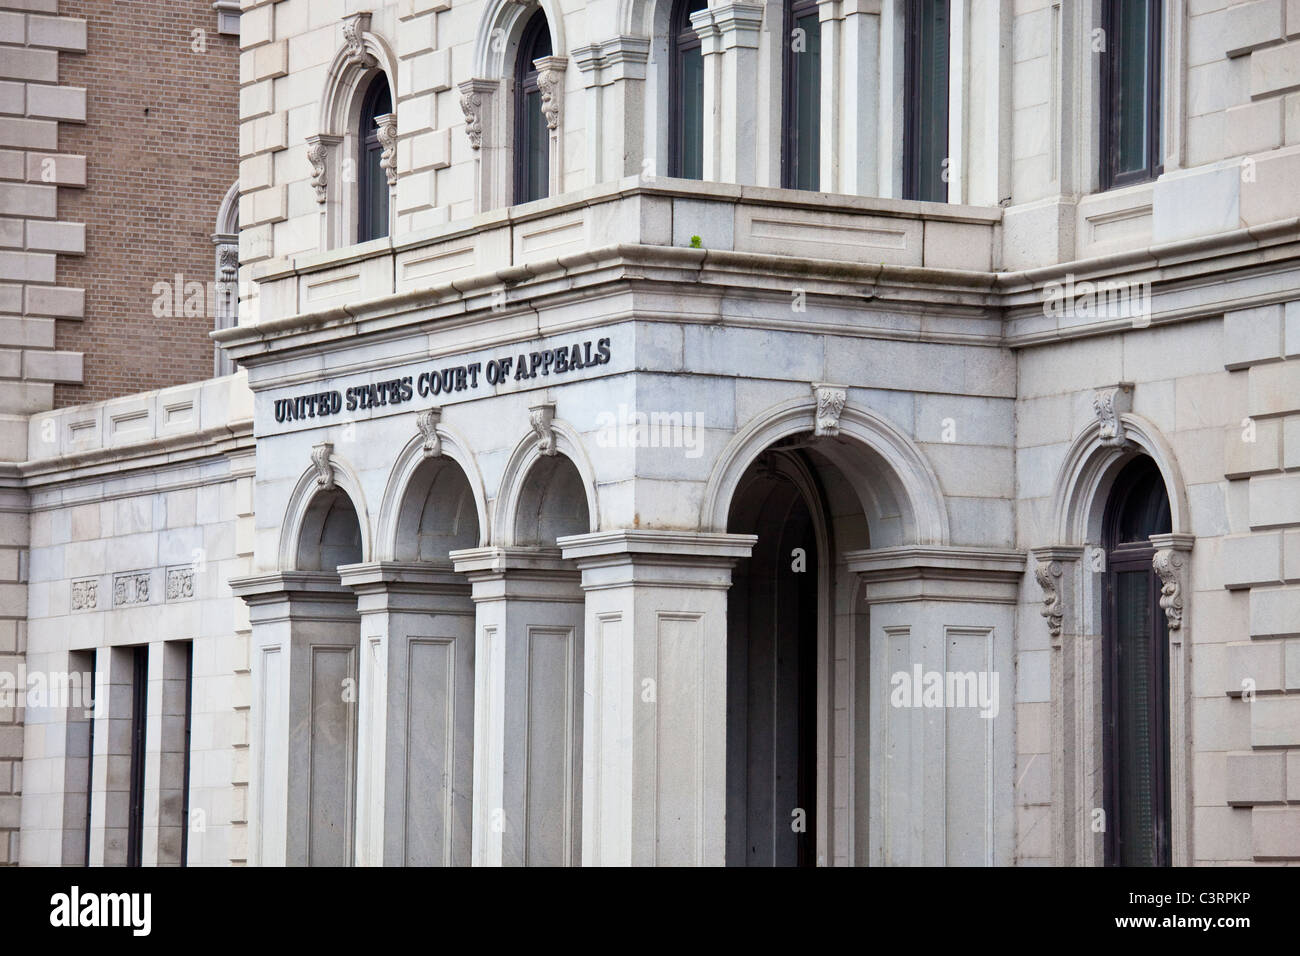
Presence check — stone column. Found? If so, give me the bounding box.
[1031,545,1085,867]
[836,0,881,195]
[229,572,360,867]
[458,79,500,212]
[533,55,569,198]
[691,3,765,185]
[337,561,475,867]
[558,530,756,866]
[1150,532,1194,868]
[88,645,137,866]
[844,545,1025,867]
[573,37,651,184]
[450,547,585,867]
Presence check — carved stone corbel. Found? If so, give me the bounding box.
[530,403,557,457]
[533,56,568,132]
[1149,533,1194,636]
[417,407,442,458]
[375,112,397,187]
[458,79,488,150]
[312,441,335,490]
[218,244,239,282]
[343,12,376,68]
[1035,559,1064,642]
[1092,383,1134,448]
[811,383,847,438]
[306,134,340,204]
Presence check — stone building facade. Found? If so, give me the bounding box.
[4,0,1300,866]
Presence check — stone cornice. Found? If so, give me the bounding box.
[845,545,1028,604]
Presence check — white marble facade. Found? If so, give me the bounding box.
[9,0,1300,865]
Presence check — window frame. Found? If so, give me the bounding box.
[1099,0,1163,191]
[356,74,391,243]
[781,0,821,191]
[902,0,950,203]
[513,10,553,206]
[1100,458,1173,868]
[668,0,707,180]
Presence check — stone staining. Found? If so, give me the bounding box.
[113,572,150,607]
[376,113,397,187]
[71,579,98,612]
[1035,559,1064,642]
[307,140,330,203]
[812,383,847,437]
[312,441,335,490]
[342,13,376,69]
[1152,549,1184,631]
[530,403,557,457]
[460,90,484,150]
[417,407,442,458]
[1093,384,1133,448]
[166,567,195,602]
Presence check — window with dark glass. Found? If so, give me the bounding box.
[358,74,391,243]
[515,11,553,204]
[1100,0,1162,189]
[903,0,950,202]
[1102,456,1173,867]
[782,0,820,191]
[126,645,148,868]
[669,0,707,179]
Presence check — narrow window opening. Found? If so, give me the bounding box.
[903,0,950,202]
[514,11,554,205]
[1100,0,1163,190]
[782,0,821,191]
[669,0,708,180]
[358,75,392,243]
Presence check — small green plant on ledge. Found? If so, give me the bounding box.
[689,235,702,249]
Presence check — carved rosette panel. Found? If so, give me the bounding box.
[71,579,98,612]
[114,572,150,607]
[530,403,557,457]
[313,441,335,490]
[812,384,847,438]
[460,90,483,149]
[417,407,442,458]
[1035,560,1064,642]
[1152,549,1184,631]
[376,113,397,187]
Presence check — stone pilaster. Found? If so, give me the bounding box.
[690,3,764,185]
[558,530,756,866]
[337,561,475,867]
[450,547,584,867]
[228,572,360,867]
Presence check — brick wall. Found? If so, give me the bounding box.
[53,0,238,406]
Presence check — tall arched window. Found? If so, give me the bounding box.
[515,11,553,204]
[668,0,707,179]
[1101,456,1172,867]
[782,0,820,191]
[903,0,950,202]
[358,74,391,242]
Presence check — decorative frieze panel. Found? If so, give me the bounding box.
[71,578,98,612]
[166,566,196,603]
[113,572,150,607]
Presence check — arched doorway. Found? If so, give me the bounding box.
[1100,455,1172,867]
[725,446,824,866]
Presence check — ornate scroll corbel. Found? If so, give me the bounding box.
[1149,533,1194,637]
[306,135,338,203]
[1035,559,1064,641]
[1092,383,1134,448]
[312,441,335,491]
[530,403,557,457]
[533,56,567,131]
[343,12,376,68]
[375,112,397,187]
[417,407,442,458]
[811,383,847,438]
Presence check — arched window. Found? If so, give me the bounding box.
[1101,456,1172,867]
[1100,0,1162,190]
[903,0,950,202]
[358,74,391,242]
[782,0,820,191]
[668,0,707,180]
[514,11,553,204]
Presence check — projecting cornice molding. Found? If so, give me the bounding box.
[845,546,1027,605]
